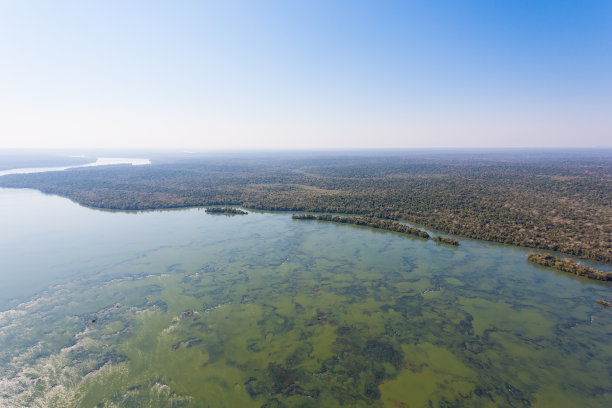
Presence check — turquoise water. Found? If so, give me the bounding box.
[0,188,611,407]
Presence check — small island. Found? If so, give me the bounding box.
[527,253,612,281]
[292,214,459,246]
[205,207,248,215]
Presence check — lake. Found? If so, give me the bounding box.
[0,187,610,407]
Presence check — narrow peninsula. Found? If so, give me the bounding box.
[292,214,459,246]
[527,253,612,281]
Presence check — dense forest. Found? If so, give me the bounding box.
[1,150,610,262]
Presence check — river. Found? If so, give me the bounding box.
[0,187,610,407]
[0,158,151,177]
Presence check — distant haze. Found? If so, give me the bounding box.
[0,1,610,149]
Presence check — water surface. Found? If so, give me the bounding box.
[0,158,150,177]
[0,188,610,407]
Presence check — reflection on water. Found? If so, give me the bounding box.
[0,189,611,407]
[0,157,150,177]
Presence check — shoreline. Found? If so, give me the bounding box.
[0,185,609,267]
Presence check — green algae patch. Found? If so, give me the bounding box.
[459,297,555,338]
[102,321,125,335]
[380,343,476,407]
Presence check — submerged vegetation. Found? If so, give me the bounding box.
[431,236,460,246]
[205,207,248,215]
[1,151,610,262]
[527,253,612,281]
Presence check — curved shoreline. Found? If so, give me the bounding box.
[0,186,609,267]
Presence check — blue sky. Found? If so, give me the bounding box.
[0,0,610,149]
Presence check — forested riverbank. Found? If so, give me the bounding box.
[1,151,610,262]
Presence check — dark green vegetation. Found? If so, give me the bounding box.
[527,253,612,281]
[205,207,248,215]
[1,150,610,262]
[292,214,459,245]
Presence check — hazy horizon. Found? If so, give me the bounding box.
[1,1,610,149]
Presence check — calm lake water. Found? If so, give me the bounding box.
[0,188,611,407]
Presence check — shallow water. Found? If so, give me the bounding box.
[0,188,611,407]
